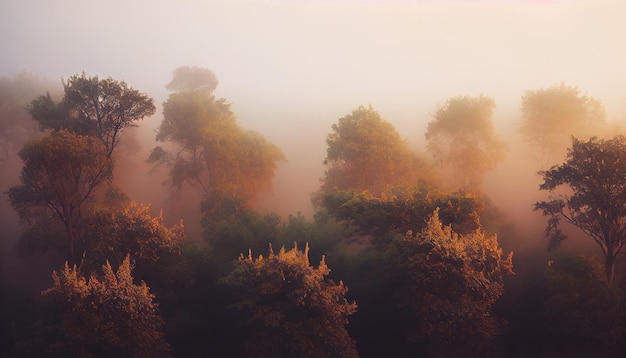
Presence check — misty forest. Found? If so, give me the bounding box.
[1,1,626,358]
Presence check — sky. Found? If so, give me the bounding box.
[2,0,626,218]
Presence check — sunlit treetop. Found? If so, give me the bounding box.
[403,208,513,353]
[222,243,358,357]
[39,256,170,356]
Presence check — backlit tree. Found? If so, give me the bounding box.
[7,130,112,259]
[29,73,155,158]
[536,135,626,286]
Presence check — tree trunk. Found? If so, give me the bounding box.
[65,216,75,261]
[605,254,614,287]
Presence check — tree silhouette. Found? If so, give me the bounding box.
[7,130,112,259]
[536,135,626,286]
[29,73,155,158]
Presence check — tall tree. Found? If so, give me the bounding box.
[536,136,626,286]
[7,130,112,259]
[149,66,285,203]
[29,73,155,158]
[425,95,506,191]
[520,83,606,166]
[222,244,358,357]
[321,105,432,197]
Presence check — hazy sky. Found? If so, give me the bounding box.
[2,0,625,122]
[2,0,626,217]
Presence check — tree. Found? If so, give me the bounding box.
[29,73,155,158]
[83,193,185,272]
[520,83,606,166]
[37,256,170,357]
[321,105,432,196]
[7,130,112,259]
[536,135,626,286]
[0,72,57,165]
[149,66,285,203]
[425,95,506,191]
[318,186,483,239]
[165,65,218,92]
[222,244,358,357]
[402,209,513,354]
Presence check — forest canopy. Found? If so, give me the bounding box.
[1,69,624,357]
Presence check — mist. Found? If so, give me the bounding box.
[2,0,626,356]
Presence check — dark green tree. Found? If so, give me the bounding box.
[222,244,358,357]
[536,135,626,286]
[318,186,484,239]
[541,255,625,356]
[425,95,506,191]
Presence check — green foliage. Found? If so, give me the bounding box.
[425,95,506,191]
[29,73,155,157]
[34,256,170,357]
[541,255,625,355]
[520,83,607,165]
[402,209,514,354]
[150,67,285,202]
[320,105,433,197]
[7,130,112,259]
[536,135,626,286]
[204,206,282,271]
[319,186,484,238]
[222,244,358,358]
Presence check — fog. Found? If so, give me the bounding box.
[1,0,624,257]
[1,0,626,355]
